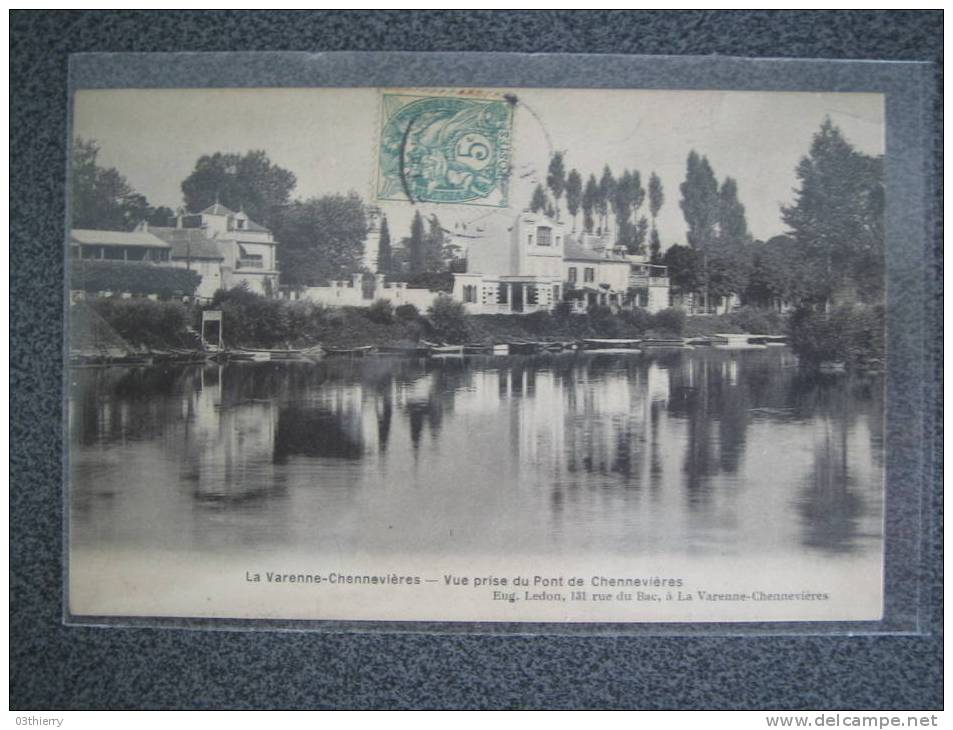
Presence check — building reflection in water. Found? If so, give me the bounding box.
[69,349,884,560]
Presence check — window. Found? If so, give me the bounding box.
[536,226,552,246]
[527,286,538,305]
[553,285,561,302]
[463,285,478,303]
[498,283,508,304]
[584,267,595,283]
[568,267,577,284]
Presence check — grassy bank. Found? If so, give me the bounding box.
[78,289,790,352]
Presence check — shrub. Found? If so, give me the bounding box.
[552,301,573,319]
[619,308,653,334]
[521,310,552,334]
[788,303,884,371]
[71,260,201,298]
[729,306,783,335]
[394,303,420,321]
[365,299,394,324]
[587,305,622,337]
[652,307,686,336]
[427,295,469,344]
[90,298,191,348]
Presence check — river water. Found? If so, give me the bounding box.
[68,348,885,621]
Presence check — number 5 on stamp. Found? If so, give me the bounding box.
[376,91,514,207]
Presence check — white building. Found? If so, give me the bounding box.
[451,211,566,314]
[152,203,280,299]
[451,211,671,314]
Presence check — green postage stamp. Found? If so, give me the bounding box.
[377,90,514,207]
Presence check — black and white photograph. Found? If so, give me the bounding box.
[67,84,887,623]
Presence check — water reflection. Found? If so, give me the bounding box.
[69,349,883,560]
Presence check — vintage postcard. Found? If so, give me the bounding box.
[67,81,887,624]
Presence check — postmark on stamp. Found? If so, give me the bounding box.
[376,90,513,207]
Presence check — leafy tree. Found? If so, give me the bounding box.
[679,151,720,252]
[582,174,599,233]
[611,170,634,247]
[272,192,368,287]
[745,234,815,307]
[377,215,393,273]
[632,216,650,254]
[717,177,751,246]
[648,171,664,221]
[70,137,155,231]
[529,183,548,214]
[649,227,662,264]
[597,165,614,234]
[781,118,884,305]
[408,210,426,274]
[424,214,447,272]
[662,244,706,294]
[565,169,583,231]
[147,206,176,227]
[181,150,296,228]
[648,172,664,261]
[546,152,566,219]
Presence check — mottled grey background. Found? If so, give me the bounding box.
[11,10,942,710]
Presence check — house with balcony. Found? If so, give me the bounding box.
[451,211,566,314]
[563,241,632,310]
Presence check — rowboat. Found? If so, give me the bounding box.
[581,338,641,350]
[429,345,465,356]
[323,345,375,357]
[373,344,430,357]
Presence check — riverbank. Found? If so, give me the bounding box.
[74,295,788,353]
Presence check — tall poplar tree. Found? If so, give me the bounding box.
[565,169,583,232]
[546,152,566,220]
[377,215,392,273]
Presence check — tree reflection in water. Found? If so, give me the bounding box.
[69,349,883,558]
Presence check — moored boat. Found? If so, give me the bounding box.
[581,338,641,351]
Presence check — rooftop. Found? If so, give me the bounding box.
[201,203,238,217]
[70,229,171,249]
[149,227,224,260]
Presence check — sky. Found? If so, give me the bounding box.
[73,87,884,247]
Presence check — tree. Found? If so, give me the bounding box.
[745,235,812,308]
[565,169,583,232]
[648,172,664,261]
[147,206,175,227]
[717,177,751,247]
[529,183,548,214]
[271,192,368,287]
[649,227,662,264]
[408,210,426,274]
[633,216,650,255]
[546,152,566,220]
[662,244,706,294]
[611,170,634,247]
[597,166,614,234]
[70,137,156,231]
[679,151,720,252]
[582,174,599,233]
[424,214,447,272]
[781,118,884,305]
[181,150,297,228]
[377,215,393,273]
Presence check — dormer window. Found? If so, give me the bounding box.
[537,226,552,246]
[237,219,245,230]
